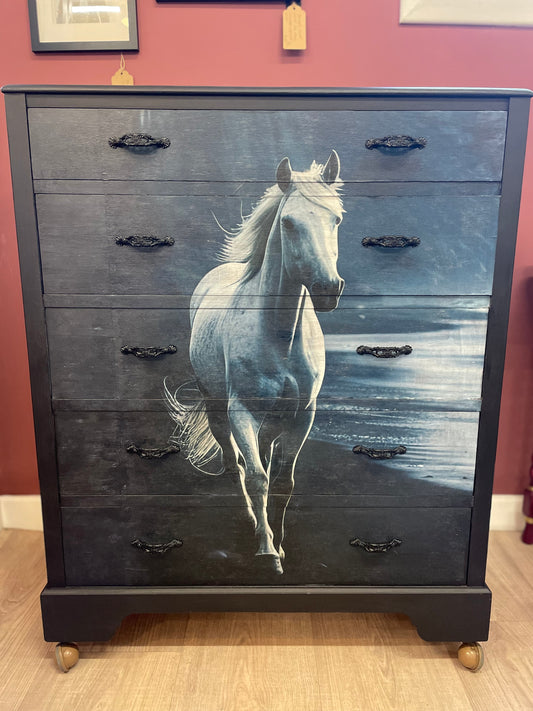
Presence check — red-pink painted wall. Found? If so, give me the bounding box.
[1,0,533,495]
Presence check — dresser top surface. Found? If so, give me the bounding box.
[2,85,532,98]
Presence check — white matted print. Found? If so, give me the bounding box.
[28,0,138,51]
[400,0,533,27]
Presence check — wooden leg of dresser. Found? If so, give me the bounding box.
[41,589,126,642]
[406,588,491,643]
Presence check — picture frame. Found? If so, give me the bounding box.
[155,1,281,3]
[28,0,139,52]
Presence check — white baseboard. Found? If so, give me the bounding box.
[0,495,43,531]
[489,495,524,531]
[0,494,525,533]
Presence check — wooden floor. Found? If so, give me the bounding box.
[1,530,533,711]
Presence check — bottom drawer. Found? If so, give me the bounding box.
[284,506,470,585]
[61,499,470,587]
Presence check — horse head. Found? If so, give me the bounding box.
[276,150,345,312]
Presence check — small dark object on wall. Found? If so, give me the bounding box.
[521,454,533,543]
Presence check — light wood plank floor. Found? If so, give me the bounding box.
[1,529,533,711]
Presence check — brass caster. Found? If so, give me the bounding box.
[55,642,79,673]
[458,642,484,672]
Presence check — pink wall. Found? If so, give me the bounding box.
[1,0,533,495]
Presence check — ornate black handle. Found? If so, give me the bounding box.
[131,538,183,555]
[109,133,171,149]
[126,443,180,459]
[121,345,177,359]
[352,444,407,460]
[365,135,427,151]
[115,235,175,249]
[356,345,412,359]
[349,537,402,552]
[362,235,421,249]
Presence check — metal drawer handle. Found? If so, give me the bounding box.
[365,135,427,151]
[108,133,171,149]
[362,235,421,249]
[115,235,175,249]
[349,537,402,553]
[121,345,177,359]
[356,345,412,358]
[126,443,180,459]
[131,538,183,555]
[352,444,407,460]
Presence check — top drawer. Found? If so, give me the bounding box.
[28,108,507,183]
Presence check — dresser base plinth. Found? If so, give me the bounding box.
[41,584,491,644]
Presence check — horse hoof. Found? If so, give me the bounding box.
[254,553,284,575]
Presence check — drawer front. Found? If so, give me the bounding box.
[55,409,479,498]
[337,195,499,296]
[46,304,487,406]
[37,194,500,297]
[320,303,488,408]
[36,194,225,297]
[61,501,256,586]
[61,500,470,586]
[47,308,193,401]
[29,108,507,182]
[55,409,236,497]
[300,408,479,496]
[283,506,470,585]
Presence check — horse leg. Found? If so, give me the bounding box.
[268,408,316,562]
[227,401,282,573]
[203,404,256,526]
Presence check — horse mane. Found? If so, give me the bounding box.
[217,160,344,283]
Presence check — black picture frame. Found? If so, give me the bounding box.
[28,0,139,52]
[155,1,281,2]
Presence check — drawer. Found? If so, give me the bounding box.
[47,308,193,401]
[283,506,470,585]
[300,408,479,496]
[36,194,500,296]
[337,195,499,296]
[55,409,479,498]
[61,499,257,586]
[61,499,470,586]
[29,108,507,182]
[46,304,487,407]
[55,409,238,497]
[320,302,488,408]
[36,194,226,296]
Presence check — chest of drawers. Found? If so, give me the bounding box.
[4,86,530,666]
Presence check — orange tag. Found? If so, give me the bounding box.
[283,3,307,50]
[112,55,134,86]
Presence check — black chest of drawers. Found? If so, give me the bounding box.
[3,86,530,663]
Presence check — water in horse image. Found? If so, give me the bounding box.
[165,150,344,575]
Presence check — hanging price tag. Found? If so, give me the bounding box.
[111,55,134,86]
[283,2,307,51]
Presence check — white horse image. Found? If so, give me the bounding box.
[165,150,344,574]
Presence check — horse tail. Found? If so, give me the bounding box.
[163,378,224,476]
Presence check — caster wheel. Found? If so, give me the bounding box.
[55,643,79,673]
[458,642,484,672]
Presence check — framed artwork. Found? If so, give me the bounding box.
[400,0,533,27]
[28,0,139,52]
[155,1,281,2]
